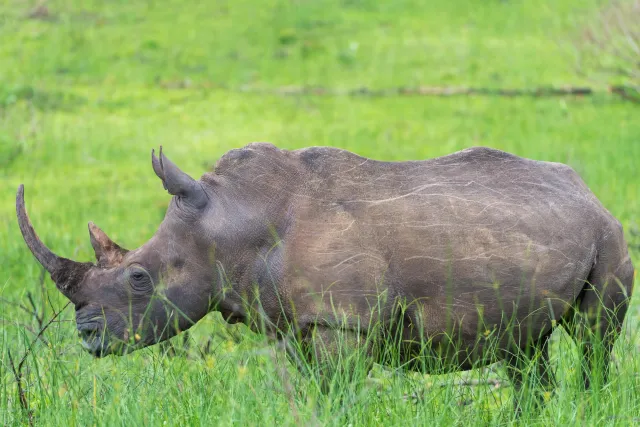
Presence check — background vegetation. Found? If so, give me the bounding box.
[1,0,638,425]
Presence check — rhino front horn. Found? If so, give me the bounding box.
[16,185,91,298]
[152,146,207,209]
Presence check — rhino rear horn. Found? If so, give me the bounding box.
[152,146,207,209]
[88,222,128,268]
[16,185,92,298]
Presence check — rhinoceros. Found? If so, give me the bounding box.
[17,144,633,399]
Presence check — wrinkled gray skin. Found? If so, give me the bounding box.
[17,144,634,397]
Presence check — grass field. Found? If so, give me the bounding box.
[1,0,639,425]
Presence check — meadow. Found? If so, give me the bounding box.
[1,0,639,425]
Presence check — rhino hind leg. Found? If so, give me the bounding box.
[504,333,555,414]
[566,255,634,390]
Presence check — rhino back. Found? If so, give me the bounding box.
[283,146,611,335]
[209,144,616,341]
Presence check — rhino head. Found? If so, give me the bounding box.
[16,148,219,356]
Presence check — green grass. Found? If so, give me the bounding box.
[1,0,639,425]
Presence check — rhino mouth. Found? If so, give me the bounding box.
[77,324,111,357]
[77,323,145,357]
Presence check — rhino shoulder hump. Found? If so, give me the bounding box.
[297,146,335,162]
[214,142,283,172]
[295,146,368,172]
[243,142,280,152]
[455,146,518,160]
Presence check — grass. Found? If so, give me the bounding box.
[1,0,639,425]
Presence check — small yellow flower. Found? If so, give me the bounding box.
[238,365,248,379]
[205,356,215,369]
[134,333,141,342]
[483,329,491,337]
[57,385,67,398]
[543,391,552,402]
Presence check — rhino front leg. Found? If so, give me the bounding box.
[298,325,373,394]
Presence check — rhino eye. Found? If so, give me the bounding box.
[131,272,145,281]
[127,267,153,291]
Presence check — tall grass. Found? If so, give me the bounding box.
[2,270,639,425]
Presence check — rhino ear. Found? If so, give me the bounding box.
[151,147,208,209]
[88,222,128,268]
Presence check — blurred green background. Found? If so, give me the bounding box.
[1,0,639,425]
